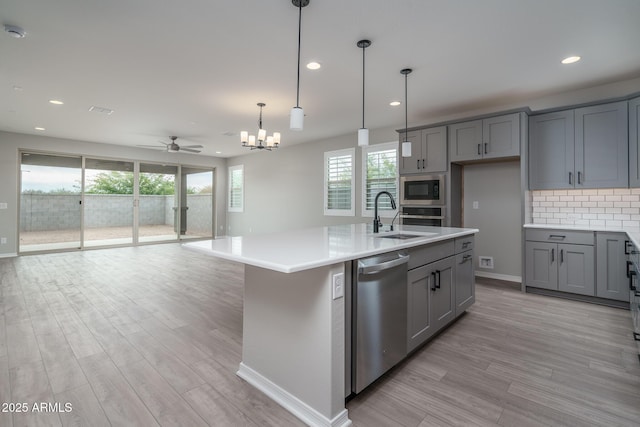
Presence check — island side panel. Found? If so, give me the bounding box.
[240,263,348,425]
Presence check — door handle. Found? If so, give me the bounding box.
[417,159,420,169]
[551,248,555,263]
[431,272,437,291]
[435,270,441,289]
[484,143,488,154]
[422,159,425,169]
[629,270,637,291]
[577,171,582,184]
[569,172,573,185]
[560,249,564,264]
[477,144,481,155]
[628,260,634,278]
[460,254,472,264]
[625,240,632,255]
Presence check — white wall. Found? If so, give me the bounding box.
[0,131,227,256]
[226,126,398,236]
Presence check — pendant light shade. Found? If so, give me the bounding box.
[400,68,413,157]
[357,39,371,146]
[290,0,310,131]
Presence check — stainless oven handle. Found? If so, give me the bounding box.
[400,214,445,220]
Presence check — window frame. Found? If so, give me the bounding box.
[361,142,399,218]
[228,164,244,213]
[323,148,355,216]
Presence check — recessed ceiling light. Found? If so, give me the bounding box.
[34,127,45,131]
[306,62,321,70]
[215,151,222,154]
[390,101,401,106]
[13,85,23,91]
[49,99,64,105]
[561,56,581,64]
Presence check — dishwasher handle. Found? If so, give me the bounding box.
[358,253,409,275]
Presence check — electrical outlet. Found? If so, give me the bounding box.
[472,201,479,209]
[332,273,344,300]
[0,237,7,244]
[479,256,494,269]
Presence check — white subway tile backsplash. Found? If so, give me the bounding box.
[530,189,640,228]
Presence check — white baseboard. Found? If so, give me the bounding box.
[237,363,351,427]
[475,271,522,284]
[0,252,17,259]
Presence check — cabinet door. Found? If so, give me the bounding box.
[407,265,434,352]
[431,257,456,331]
[399,130,422,174]
[422,126,448,172]
[483,113,520,159]
[596,233,629,302]
[528,110,575,190]
[558,244,595,296]
[629,97,640,187]
[449,120,483,162]
[525,241,558,290]
[455,250,474,317]
[575,101,628,188]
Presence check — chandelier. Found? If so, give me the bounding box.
[241,103,280,150]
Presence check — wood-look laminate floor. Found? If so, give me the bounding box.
[0,244,638,427]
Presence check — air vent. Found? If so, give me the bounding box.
[88,105,114,115]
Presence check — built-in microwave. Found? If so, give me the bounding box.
[400,174,445,206]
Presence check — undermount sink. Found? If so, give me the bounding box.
[374,232,435,240]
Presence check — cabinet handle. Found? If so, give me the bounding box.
[422,159,425,169]
[630,270,637,291]
[462,241,471,247]
[628,260,634,279]
[551,248,555,263]
[625,240,632,255]
[460,254,472,264]
[484,143,488,154]
[560,249,564,264]
[417,159,420,169]
[569,172,573,185]
[435,270,441,289]
[431,272,437,291]
[548,234,566,240]
[578,171,582,184]
[477,144,481,155]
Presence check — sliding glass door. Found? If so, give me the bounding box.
[19,153,82,252]
[138,163,179,243]
[180,167,214,240]
[83,158,134,247]
[19,153,215,253]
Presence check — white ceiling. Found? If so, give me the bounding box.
[1,0,640,158]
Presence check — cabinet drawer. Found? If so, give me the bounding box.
[408,240,454,270]
[454,235,474,253]
[525,228,594,246]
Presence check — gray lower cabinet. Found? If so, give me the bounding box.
[525,229,595,296]
[407,257,456,353]
[596,232,629,302]
[455,250,474,316]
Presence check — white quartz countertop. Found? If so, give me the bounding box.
[524,223,640,250]
[183,223,478,273]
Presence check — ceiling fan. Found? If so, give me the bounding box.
[137,136,203,153]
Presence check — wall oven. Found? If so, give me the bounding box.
[400,206,445,227]
[400,174,445,206]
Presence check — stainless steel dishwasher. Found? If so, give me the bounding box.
[352,250,409,393]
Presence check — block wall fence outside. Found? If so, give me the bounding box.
[530,188,640,228]
[20,193,212,232]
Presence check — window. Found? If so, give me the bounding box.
[362,142,398,217]
[228,165,244,212]
[324,148,355,216]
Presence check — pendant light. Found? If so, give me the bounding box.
[357,40,371,146]
[290,0,310,131]
[400,68,413,157]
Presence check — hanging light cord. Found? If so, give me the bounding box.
[295,1,302,108]
[258,105,263,130]
[404,72,408,134]
[362,44,366,129]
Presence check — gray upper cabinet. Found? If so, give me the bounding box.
[449,113,520,163]
[399,126,447,174]
[529,110,575,190]
[596,232,629,302]
[575,101,628,188]
[630,97,640,187]
[529,101,628,190]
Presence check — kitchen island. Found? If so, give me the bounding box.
[184,223,478,427]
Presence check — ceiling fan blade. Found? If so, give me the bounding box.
[137,145,167,149]
[181,145,204,149]
[180,147,201,153]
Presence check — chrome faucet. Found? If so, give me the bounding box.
[373,191,397,233]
